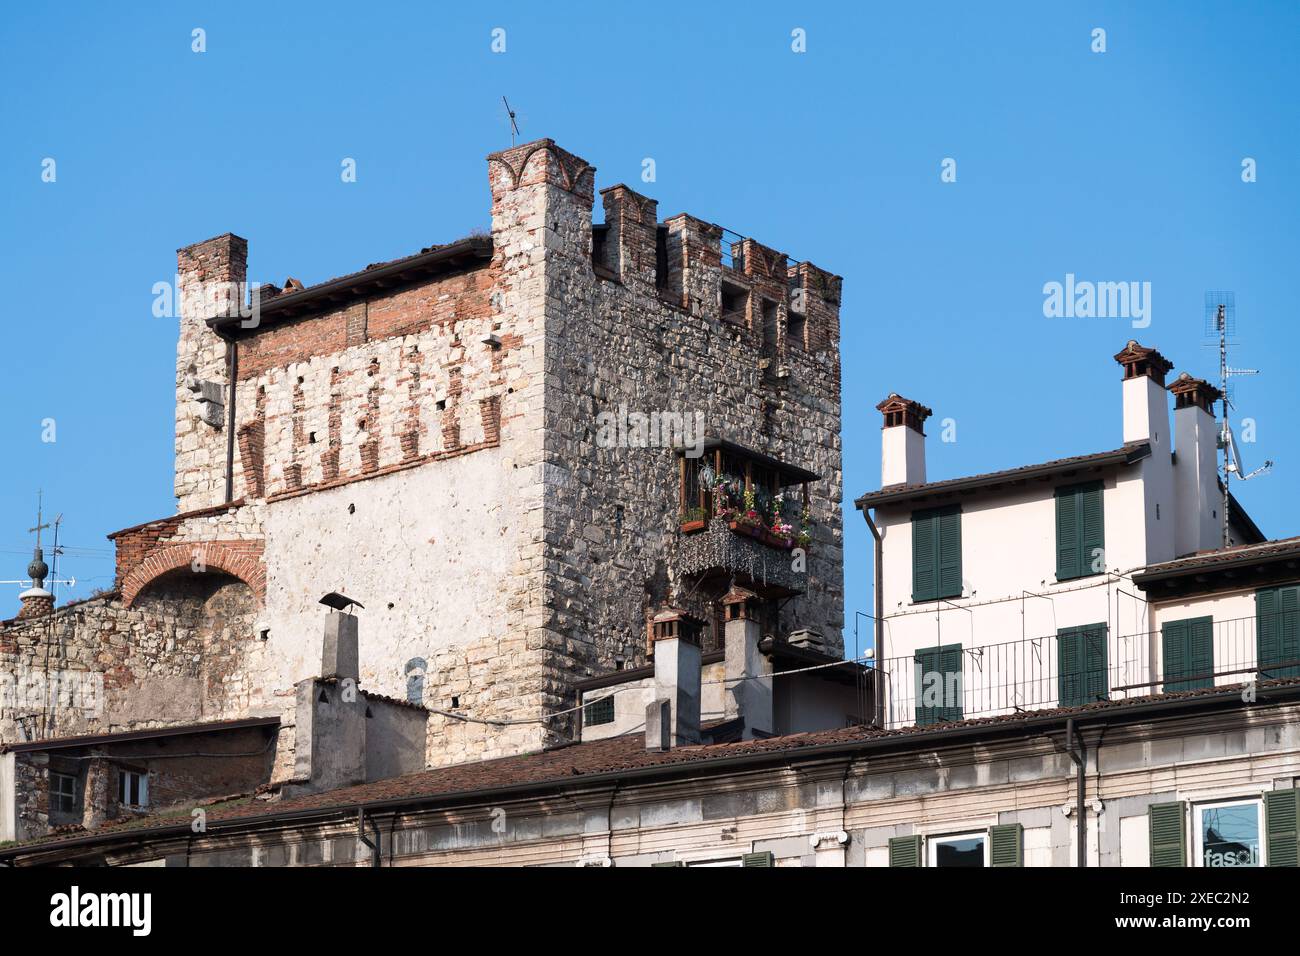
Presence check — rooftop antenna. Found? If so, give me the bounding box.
[502,96,520,147]
[1205,292,1272,547]
[1,494,76,594]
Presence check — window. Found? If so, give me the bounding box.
[1058,623,1108,707]
[912,505,962,602]
[50,772,77,814]
[928,831,987,867]
[1256,585,1300,679]
[786,308,806,350]
[1162,616,1214,691]
[1195,798,1263,867]
[720,283,748,326]
[584,695,615,727]
[117,769,148,809]
[1055,481,1104,581]
[914,643,963,726]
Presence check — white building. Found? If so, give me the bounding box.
[855,340,1284,729]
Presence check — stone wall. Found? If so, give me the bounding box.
[0,580,262,746]
[506,140,844,749]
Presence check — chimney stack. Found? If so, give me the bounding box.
[644,608,703,750]
[16,547,53,620]
[721,586,773,739]
[1114,340,1173,446]
[877,394,932,488]
[321,611,359,681]
[1169,372,1224,556]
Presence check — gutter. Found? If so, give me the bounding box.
[1065,718,1086,868]
[862,508,885,727]
[357,807,382,868]
[7,682,1299,864]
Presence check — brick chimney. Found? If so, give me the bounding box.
[644,607,703,750]
[877,394,932,487]
[721,586,772,739]
[1169,372,1224,556]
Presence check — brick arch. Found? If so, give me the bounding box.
[121,540,266,608]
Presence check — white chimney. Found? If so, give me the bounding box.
[877,393,932,487]
[1170,372,1224,556]
[1114,340,1176,564]
[1115,341,1173,447]
[721,586,772,740]
[645,608,702,750]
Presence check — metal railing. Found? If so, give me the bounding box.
[873,614,1297,730]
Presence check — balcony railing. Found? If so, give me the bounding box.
[873,614,1299,730]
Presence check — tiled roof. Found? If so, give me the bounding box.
[1135,535,1300,580]
[855,442,1151,509]
[8,676,1300,858]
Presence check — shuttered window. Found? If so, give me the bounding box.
[914,643,963,726]
[888,835,922,867]
[912,505,962,602]
[741,851,774,867]
[1266,788,1300,867]
[1257,586,1300,679]
[1055,481,1105,581]
[1150,801,1187,867]
[1057,623,1109,707]
[1162,616,1215,692]
[989,823,1023,867]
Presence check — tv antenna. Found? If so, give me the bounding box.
[1205,292,1272,547]
[502,96,520,147]
[1,492,76,593]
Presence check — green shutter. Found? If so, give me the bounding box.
[913,506,962,602]
[1258,586,1300,679]
[912,510,937,602]
[1163,617,1214,692]
[1055,486,1080,580]
[937,508,962,599]
[915,643,963,726]
[1056,482,1104,581]
[1149,801,1186,867]
[742,851,774,868]
[1080,482,1105,576]
[989,823,1023,867]
[1265,788,1300,867]
[889,834,922,867]
[1058,624,1108,707]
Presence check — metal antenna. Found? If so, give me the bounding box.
[502,96,520,146]
[1205,292,1272,547]
[28,490,48,551]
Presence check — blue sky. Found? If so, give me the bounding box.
[2,2,1297,653]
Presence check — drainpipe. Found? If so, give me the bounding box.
[357,807,382,868]
[218,330,239,504]
[1065,718,1086,867]
[863,509,885,728]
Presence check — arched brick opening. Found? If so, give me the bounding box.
[121,541,265,608]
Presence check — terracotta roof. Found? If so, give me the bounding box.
[8,676,1300,859]
[855,442,1151,509]
[1135,536,1300,582]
